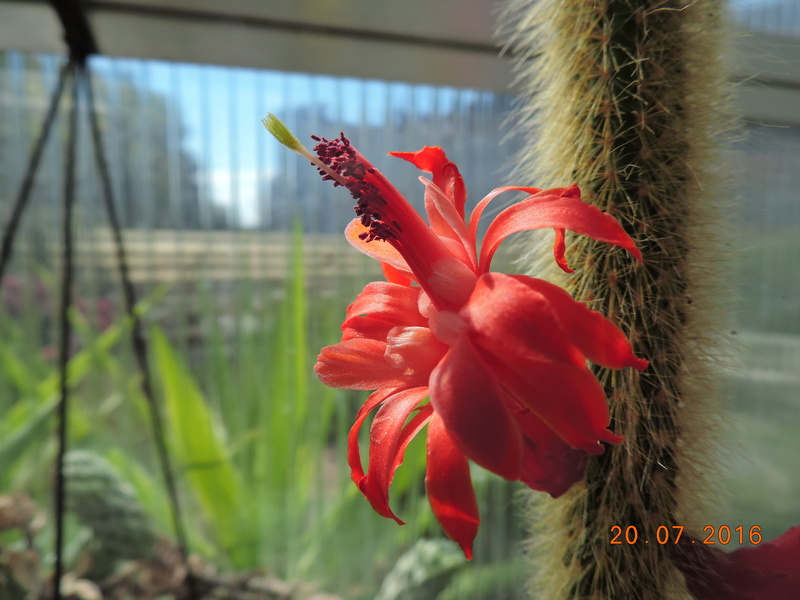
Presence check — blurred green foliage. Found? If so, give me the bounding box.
[0,229,526,599]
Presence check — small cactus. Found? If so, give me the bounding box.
[376,539,465,600]
[64,450,156,579]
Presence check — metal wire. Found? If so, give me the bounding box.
[0,54,197,599]
[82,65,197,597]
[52,60,79,600]
[0,60,70,283]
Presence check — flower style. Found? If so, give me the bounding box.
[263,116,648,559]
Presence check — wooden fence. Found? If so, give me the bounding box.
[23,228,381,286]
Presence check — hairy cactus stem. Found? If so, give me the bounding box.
[502,0,729,598]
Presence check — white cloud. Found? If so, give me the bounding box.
[197,168,275,227]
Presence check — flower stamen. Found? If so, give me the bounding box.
[312,133,400,243]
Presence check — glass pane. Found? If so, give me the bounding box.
[0,51,525,599]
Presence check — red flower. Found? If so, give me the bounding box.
[673,526,800,600]
[308,137,648,559]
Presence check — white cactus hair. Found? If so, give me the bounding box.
[497,0,735,598]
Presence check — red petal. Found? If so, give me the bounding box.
[315,339,408,390]
[346,214,469,313]
[345,219,414,278]
[462,274,622,453]
[673,526,800,600]
[358,387,431,524]
[462,273,586,369]
[493,353,621,453]
[509,275,649,371]
[348,388,395,485]
[382,262,413,286]
[341,316,396,342]
[467,185,542,247]
[423,253,478,307]
[417,290,436,319]
[384,326,448,386]
[344,282,424,330]
[346,168,466,313]
[418,178,477,269]
[390,146,467,219]
[479,185,643,273]
[425,412,480,560]
[513,406,588,497]
[552,228,574,273]
[342,282,425,342]
[429,334,523,480]
[342,281,427,342]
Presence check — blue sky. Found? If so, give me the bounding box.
[88,55,492,227]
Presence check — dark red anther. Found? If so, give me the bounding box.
[312,131,400,243]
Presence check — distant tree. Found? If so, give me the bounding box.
[0,52,220,236]
[87,65,205,230]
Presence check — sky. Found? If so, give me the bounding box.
[87,56,495,228]
[77,0,799,228]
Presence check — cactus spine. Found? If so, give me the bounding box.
[503,0,729,598]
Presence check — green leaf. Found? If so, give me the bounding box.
[150,325,254,567]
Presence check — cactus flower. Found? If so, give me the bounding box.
[263,117,648,559]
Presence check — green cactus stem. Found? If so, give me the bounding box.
[502,0,730,598]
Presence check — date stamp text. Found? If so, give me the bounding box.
[610,525,762,545]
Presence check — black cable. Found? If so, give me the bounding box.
[0,61,70,283]
[47,0,100,63]
[53,61,79,600]
[82,67,198,598]
[7,3,197,596]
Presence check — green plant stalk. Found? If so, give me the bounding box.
[503,0,728,598]
[0,288,163,495]
[151,325,253,568]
